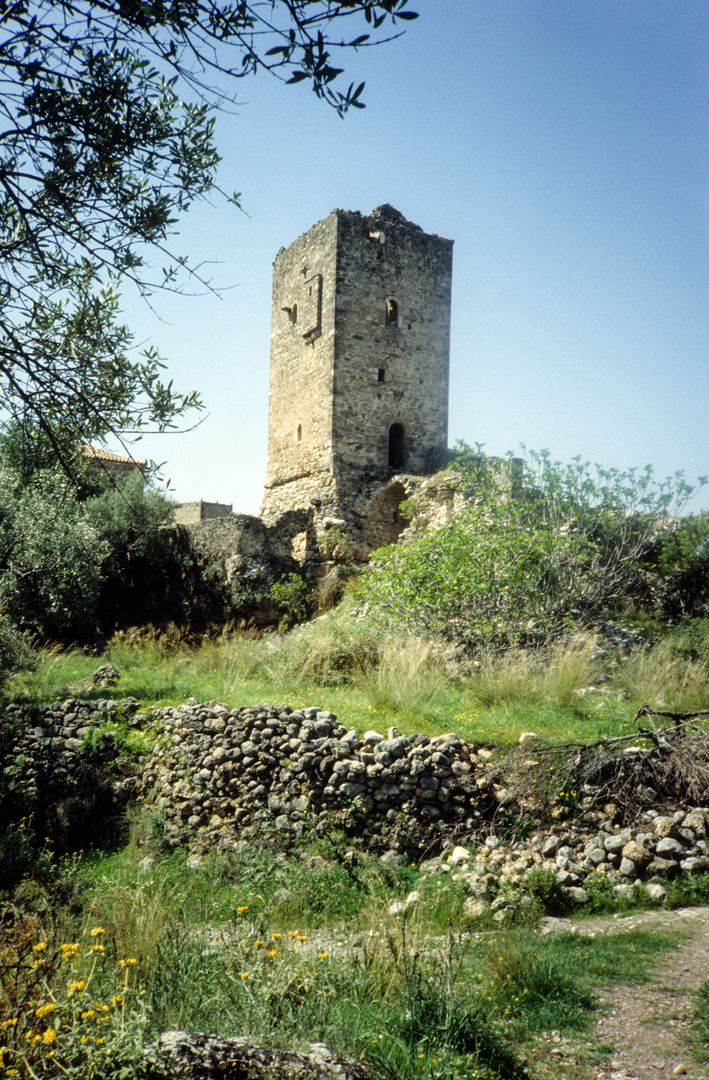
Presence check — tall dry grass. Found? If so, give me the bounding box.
[88,875,179,970]
[618,637,709,711]
[466,634,602,710]
[357,636,449,717]
[259,611,382,693]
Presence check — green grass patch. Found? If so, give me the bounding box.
[691,979,709,1062]
[7,635,650,747]
[3,811,691,1080]
[480,926,682,1040]
[538,928,681,987]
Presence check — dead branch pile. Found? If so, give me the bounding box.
[507,706,709,826]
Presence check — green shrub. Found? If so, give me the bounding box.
[519,868,572,918]
[0,820,56,893]
[0,468,108,639]
[664,870,709,909]
[85,471,185,634]
[360,443,703,656]
[0,920,148,1080]
[270,572,310,631]
[0,618,37,692]
[664,617,709,666]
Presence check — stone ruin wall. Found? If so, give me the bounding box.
[331,207,452,482]
[260,206,453,558]
[262,213,338,513]
[175,207,458,599]
[4,695,708,913]
[174,500,233,526]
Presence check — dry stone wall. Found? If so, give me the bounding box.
[4,697,709,913]
[142,700,487,859]
[0,697,140,846]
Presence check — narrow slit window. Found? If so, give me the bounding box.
[385,297,399,327]
[388,423,405,469]
[292,303,297,324]
[378,368,386,383]
[296,424,302,443]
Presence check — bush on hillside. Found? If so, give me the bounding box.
[0,466,196,643]
[360,444,706,655]
[0,468,108,640]
[85,471,193,633]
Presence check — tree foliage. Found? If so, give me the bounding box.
[85,468,185,628]
[361,444,707,655]
[0,464,188,640]
[0,0,417,473]
[0,468,108,639]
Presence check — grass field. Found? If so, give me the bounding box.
[4,618,709,1079]
[1,812,689,1080]
[10,620,704,747]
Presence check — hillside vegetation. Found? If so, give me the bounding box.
[3,447,709,1079]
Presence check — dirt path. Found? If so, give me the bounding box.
[579,907,709,1080]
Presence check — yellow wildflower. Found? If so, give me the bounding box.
[32,943,47,953]
[2,1018,18,1028]
[271,933,281,940]
[112,996,123,1008]
[81,1011,96,1021]
[266,949,277,959]
[317,953,327,960]
[118,958,137,968]
[240,972,248,980]
[236,905,249,914]
[69,980,86,993]
[36,1003,56,1018]
[90,927,105,937]
[42,1029,57,1047]
[252,941,265,948]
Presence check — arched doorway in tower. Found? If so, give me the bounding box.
[388,423,405,469]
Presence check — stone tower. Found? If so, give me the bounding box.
[261,204,453,552]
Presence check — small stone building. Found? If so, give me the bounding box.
[260,204,453,556]
[174,500,233,526]
[83,445,145,482]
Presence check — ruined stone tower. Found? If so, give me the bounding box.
[260,204,453,554]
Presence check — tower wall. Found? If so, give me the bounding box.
[332,207,452,480]
[262,211,338,520]
[261,205,453,545]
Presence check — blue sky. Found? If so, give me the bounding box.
[119,1,709,515]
